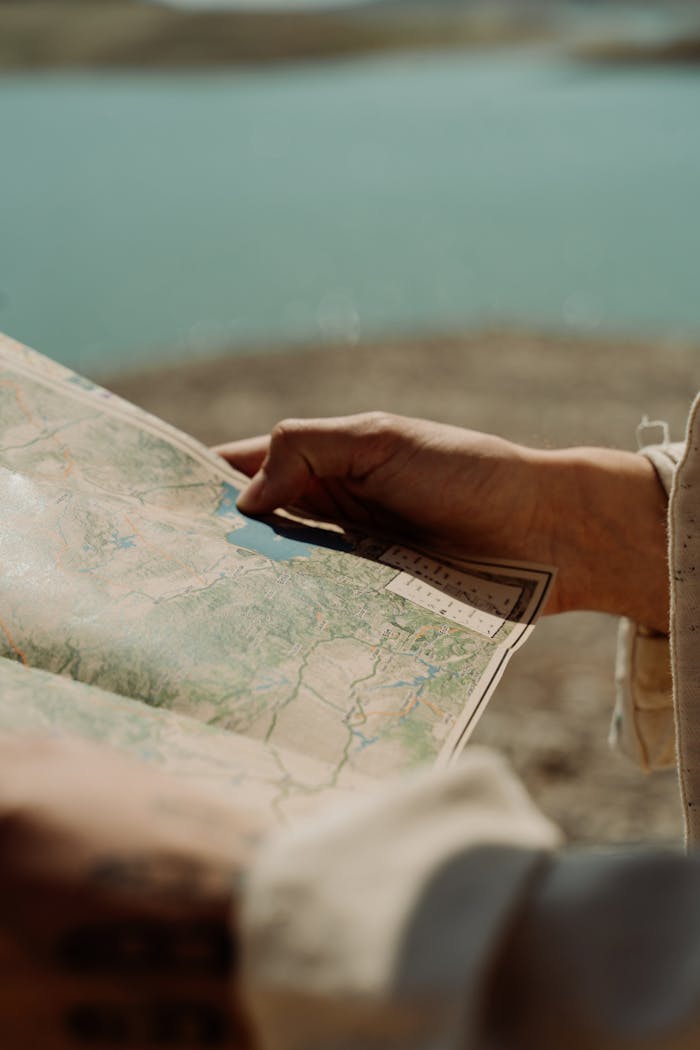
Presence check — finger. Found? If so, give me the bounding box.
[236,415,396,516]
[211,436,270,478]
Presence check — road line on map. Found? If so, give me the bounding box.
[0,377,76,478]
[0,614,29,667]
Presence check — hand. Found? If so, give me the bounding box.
[0,735,259,1049]
[213,412,669,630]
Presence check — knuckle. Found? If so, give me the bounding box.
[351,412,405,471]
[359,411,398,437]
[270,418,305,446]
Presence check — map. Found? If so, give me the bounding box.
[0,657,374,824]
[0,333,553,817]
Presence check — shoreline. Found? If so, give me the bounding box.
[107,326,698,451]
[0,3,549,72]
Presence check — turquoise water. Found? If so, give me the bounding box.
[216,482,352,559]
[1,51,699,375]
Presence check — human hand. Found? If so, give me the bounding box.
[215,411,552,569]
[214,412,669,630]
[0,735,259,1049]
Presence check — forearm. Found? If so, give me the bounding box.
[216,414,671,633]
[536,447,669,632]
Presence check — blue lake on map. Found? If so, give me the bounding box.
[215,482,352,561]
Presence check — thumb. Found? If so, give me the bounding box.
[236,461,309,515]
[235,414,396,516]
[235,421,319,515]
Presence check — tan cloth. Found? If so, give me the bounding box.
[611,422,700,846]
[239,421,700,1049]
[669,399,700,842]
[242,751,559,1050]
[611,618,675,770]
[609,439,683,772]
[241,751,700,1050]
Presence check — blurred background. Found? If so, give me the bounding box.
[2,0,699,844]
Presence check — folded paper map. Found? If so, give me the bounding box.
[0,333,553,825]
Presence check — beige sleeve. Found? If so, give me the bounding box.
[240,748,560,1050]
[609,440,684,771]
[241,750,700,1050]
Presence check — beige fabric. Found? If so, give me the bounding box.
[642,440,686,494]
[241,749,560,1050]
[610,440,683,770]
[670,395,700,844]
[613,412,700,845]
[241,749,700,1050]
[611,618,675,770]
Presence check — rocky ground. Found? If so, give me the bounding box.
[108,327,700,845]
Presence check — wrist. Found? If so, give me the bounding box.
[532,446,669,631]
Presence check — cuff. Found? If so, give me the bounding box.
[240,749,560,1050]
[611,618,675,771]
[609,438,679,771]
[639,441,685,497]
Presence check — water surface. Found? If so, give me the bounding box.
[1,51,699,374]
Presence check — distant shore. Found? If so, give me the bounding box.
[107,326,698,452]
[107,326,696,845]
[0,1,550,71]
[2,1,698,72]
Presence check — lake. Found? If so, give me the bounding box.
[1,49,699,376]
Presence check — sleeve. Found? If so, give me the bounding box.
[610,440,684,771]
[240,751,700,1050]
